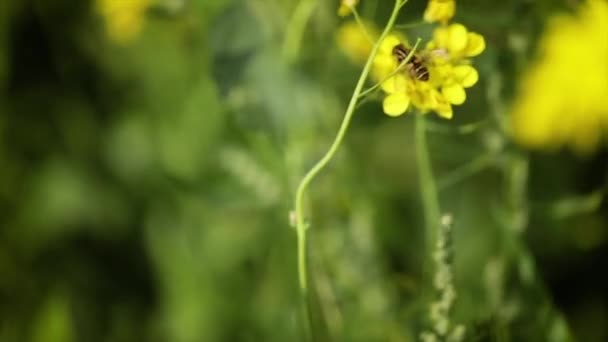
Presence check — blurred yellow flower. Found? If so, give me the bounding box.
[424,0,456,24]
[96,0,151,44]
[338,0,359,17]
[336,21,376,64]
[510,0,608,155]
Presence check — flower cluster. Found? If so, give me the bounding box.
[96,0,151,44]
[335,0,484,119]
[371,22,484,119]
[424,0,456,24]
[510,0,608,155]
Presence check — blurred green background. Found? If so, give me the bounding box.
[0,0,606,341]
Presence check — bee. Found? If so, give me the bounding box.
[391,43,430,82]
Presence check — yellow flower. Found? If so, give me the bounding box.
[372,35,456,119]
[437,64,479,105]
[336,21,376,64]
[427,23,485,60]
[372,34,404,80]
[510,0,608,155]
[96,0,151,44]
[338,0,359,17]
[425,24,484,109]
[371,25,484,119]
[424,0,456,24]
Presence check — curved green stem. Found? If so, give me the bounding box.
[415,114,441,256]
[294,0,406,293]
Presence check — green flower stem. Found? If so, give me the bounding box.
[415,114,441,257]
[294,0,406,293]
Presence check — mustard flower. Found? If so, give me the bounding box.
[424,0,456,24]
[425,24,484,107]
[96,0,151,44]
[371,23,485,119]
[510,0,608,155]
[336,13,485,119]
[338,0,359,17]
[427,23,485,60]
[372,35,456,119]
[336,21,376,64]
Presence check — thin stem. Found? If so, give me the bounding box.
[359,38,422,99]
[294,0,406,293]
[351,7,374,45]
[415,114,441,257]
[437,154,494,190]
[394,20,428,29]
[425,119,489,135]
[282,0,318,63]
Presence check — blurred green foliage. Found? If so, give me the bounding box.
[0,0,606,341]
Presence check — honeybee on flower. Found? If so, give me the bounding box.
[335,0,485,119]
[370,24,484,119]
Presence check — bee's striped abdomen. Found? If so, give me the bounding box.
[412,62,430,81]
[391,43,430,82]
[392,44,411,63]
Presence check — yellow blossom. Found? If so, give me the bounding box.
[372,35,456,118]
[424,0,456,24]
[336,21,376,64]
[510,0,608,155]
[427,23,485,60]
[96,0,151,44]
[338,0,359,17]
[425,24,484,108]
[335,14,485,119]
[371,24,484,119]
[436,64,479,105]
[372,34,405,80]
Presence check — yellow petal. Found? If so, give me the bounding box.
[433,26,449,48]
[337,21,374,63]
[424,0,455,24]
[435,103,453,119]
[442,82,466,105]
[431,91,454,119]
[453,65,479,87]
[465,32,486,57]
[428,63,450,85]
[383,93,410,117]
[447,24,469,53]
[380,35,402,55]
[373,54,397,79]
[381,74,408,93]
[408,82,436,110]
